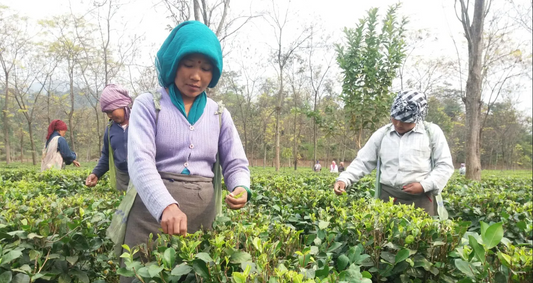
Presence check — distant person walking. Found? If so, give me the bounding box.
[41,120,80,171]
[85,84,132,192]
[313,160,322,172]
[338,161,345,172]
[330,161,338,173]
[459,163,466,175]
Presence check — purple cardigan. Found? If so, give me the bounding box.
[128,88,250,221]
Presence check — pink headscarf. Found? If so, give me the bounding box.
[99,84,132,119]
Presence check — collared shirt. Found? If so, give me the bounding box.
[337,122,454,194]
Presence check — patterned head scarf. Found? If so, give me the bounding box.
[390,90,428,123]
[46,119,68,140]
[155,21,223,89]
[99,84,132,120]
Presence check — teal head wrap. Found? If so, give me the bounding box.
[156,21,223,88]
[155,21,223,125]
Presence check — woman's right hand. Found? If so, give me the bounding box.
[85,174,98,187]
[333,181,347,195]
[161,204,188,236]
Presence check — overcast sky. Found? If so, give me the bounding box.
[5,0,532,114]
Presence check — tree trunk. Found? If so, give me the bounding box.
[461,0,487,181]
[357,122,363,149]
[95,107,102,157]
[250,121,254,167]
[313,90,318,164]
[68,65,76,152]
[215,0,230,37]
[47,81,51,125]
[263,143,267,168]
[3,73,10,164]
[240,101,248,162]
[193,0,201,21]
[274,57,285,171]
[342,124,348,162]
[19,130,23,163]
[28,121,36,165]
[292,105,298,170]
[313,121,317,163]
[274,108,281,171]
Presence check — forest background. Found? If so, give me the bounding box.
[0,0,531,172]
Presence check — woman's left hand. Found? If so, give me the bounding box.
[402,182,424,194]
[225,187,247,210]
[73,160,81,167]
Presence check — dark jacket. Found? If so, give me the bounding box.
[92,122,129,177]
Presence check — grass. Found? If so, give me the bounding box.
[0,161,98,171]
[1,162,531,179]
[480,169,532,179]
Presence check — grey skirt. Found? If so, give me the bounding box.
[115,168,130,192]
[380,184,435,216]
[120,173,215,283]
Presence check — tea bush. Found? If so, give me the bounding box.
[0,168,531,282]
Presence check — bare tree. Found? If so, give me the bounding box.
[41,14,100,152]
[455,0,491,180]
[222,69,260,162]
[401,56,454,94]
[0,8,32,164]
[159,0,256,43]
[507,0,532,33]
[12,49,56,165]
[286,57,308,170]
[455,0,531,179]
[307,28,334,165]
[76,0,141,157]
[265,0,311,171]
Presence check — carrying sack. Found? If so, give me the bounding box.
[41,136,63,171]
[107,121,117,191]
[107,182,137,256]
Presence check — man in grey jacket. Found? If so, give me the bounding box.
[333,90,454,216]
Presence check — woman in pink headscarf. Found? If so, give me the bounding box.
[41,119,80,171]
[85,84,132,192]
[330,160,339,173]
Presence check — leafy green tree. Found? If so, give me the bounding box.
[336,4,407,149]
[481,100,531,169]
[425,96,454,135]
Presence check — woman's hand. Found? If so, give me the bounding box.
[161,204,188,236]
[85,173,98,187]
[402,182,424,194]
[225,187,247,210]
[73,160,81,167]
[333,181,347,195]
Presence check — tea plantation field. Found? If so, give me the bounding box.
[0,167,531,282]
